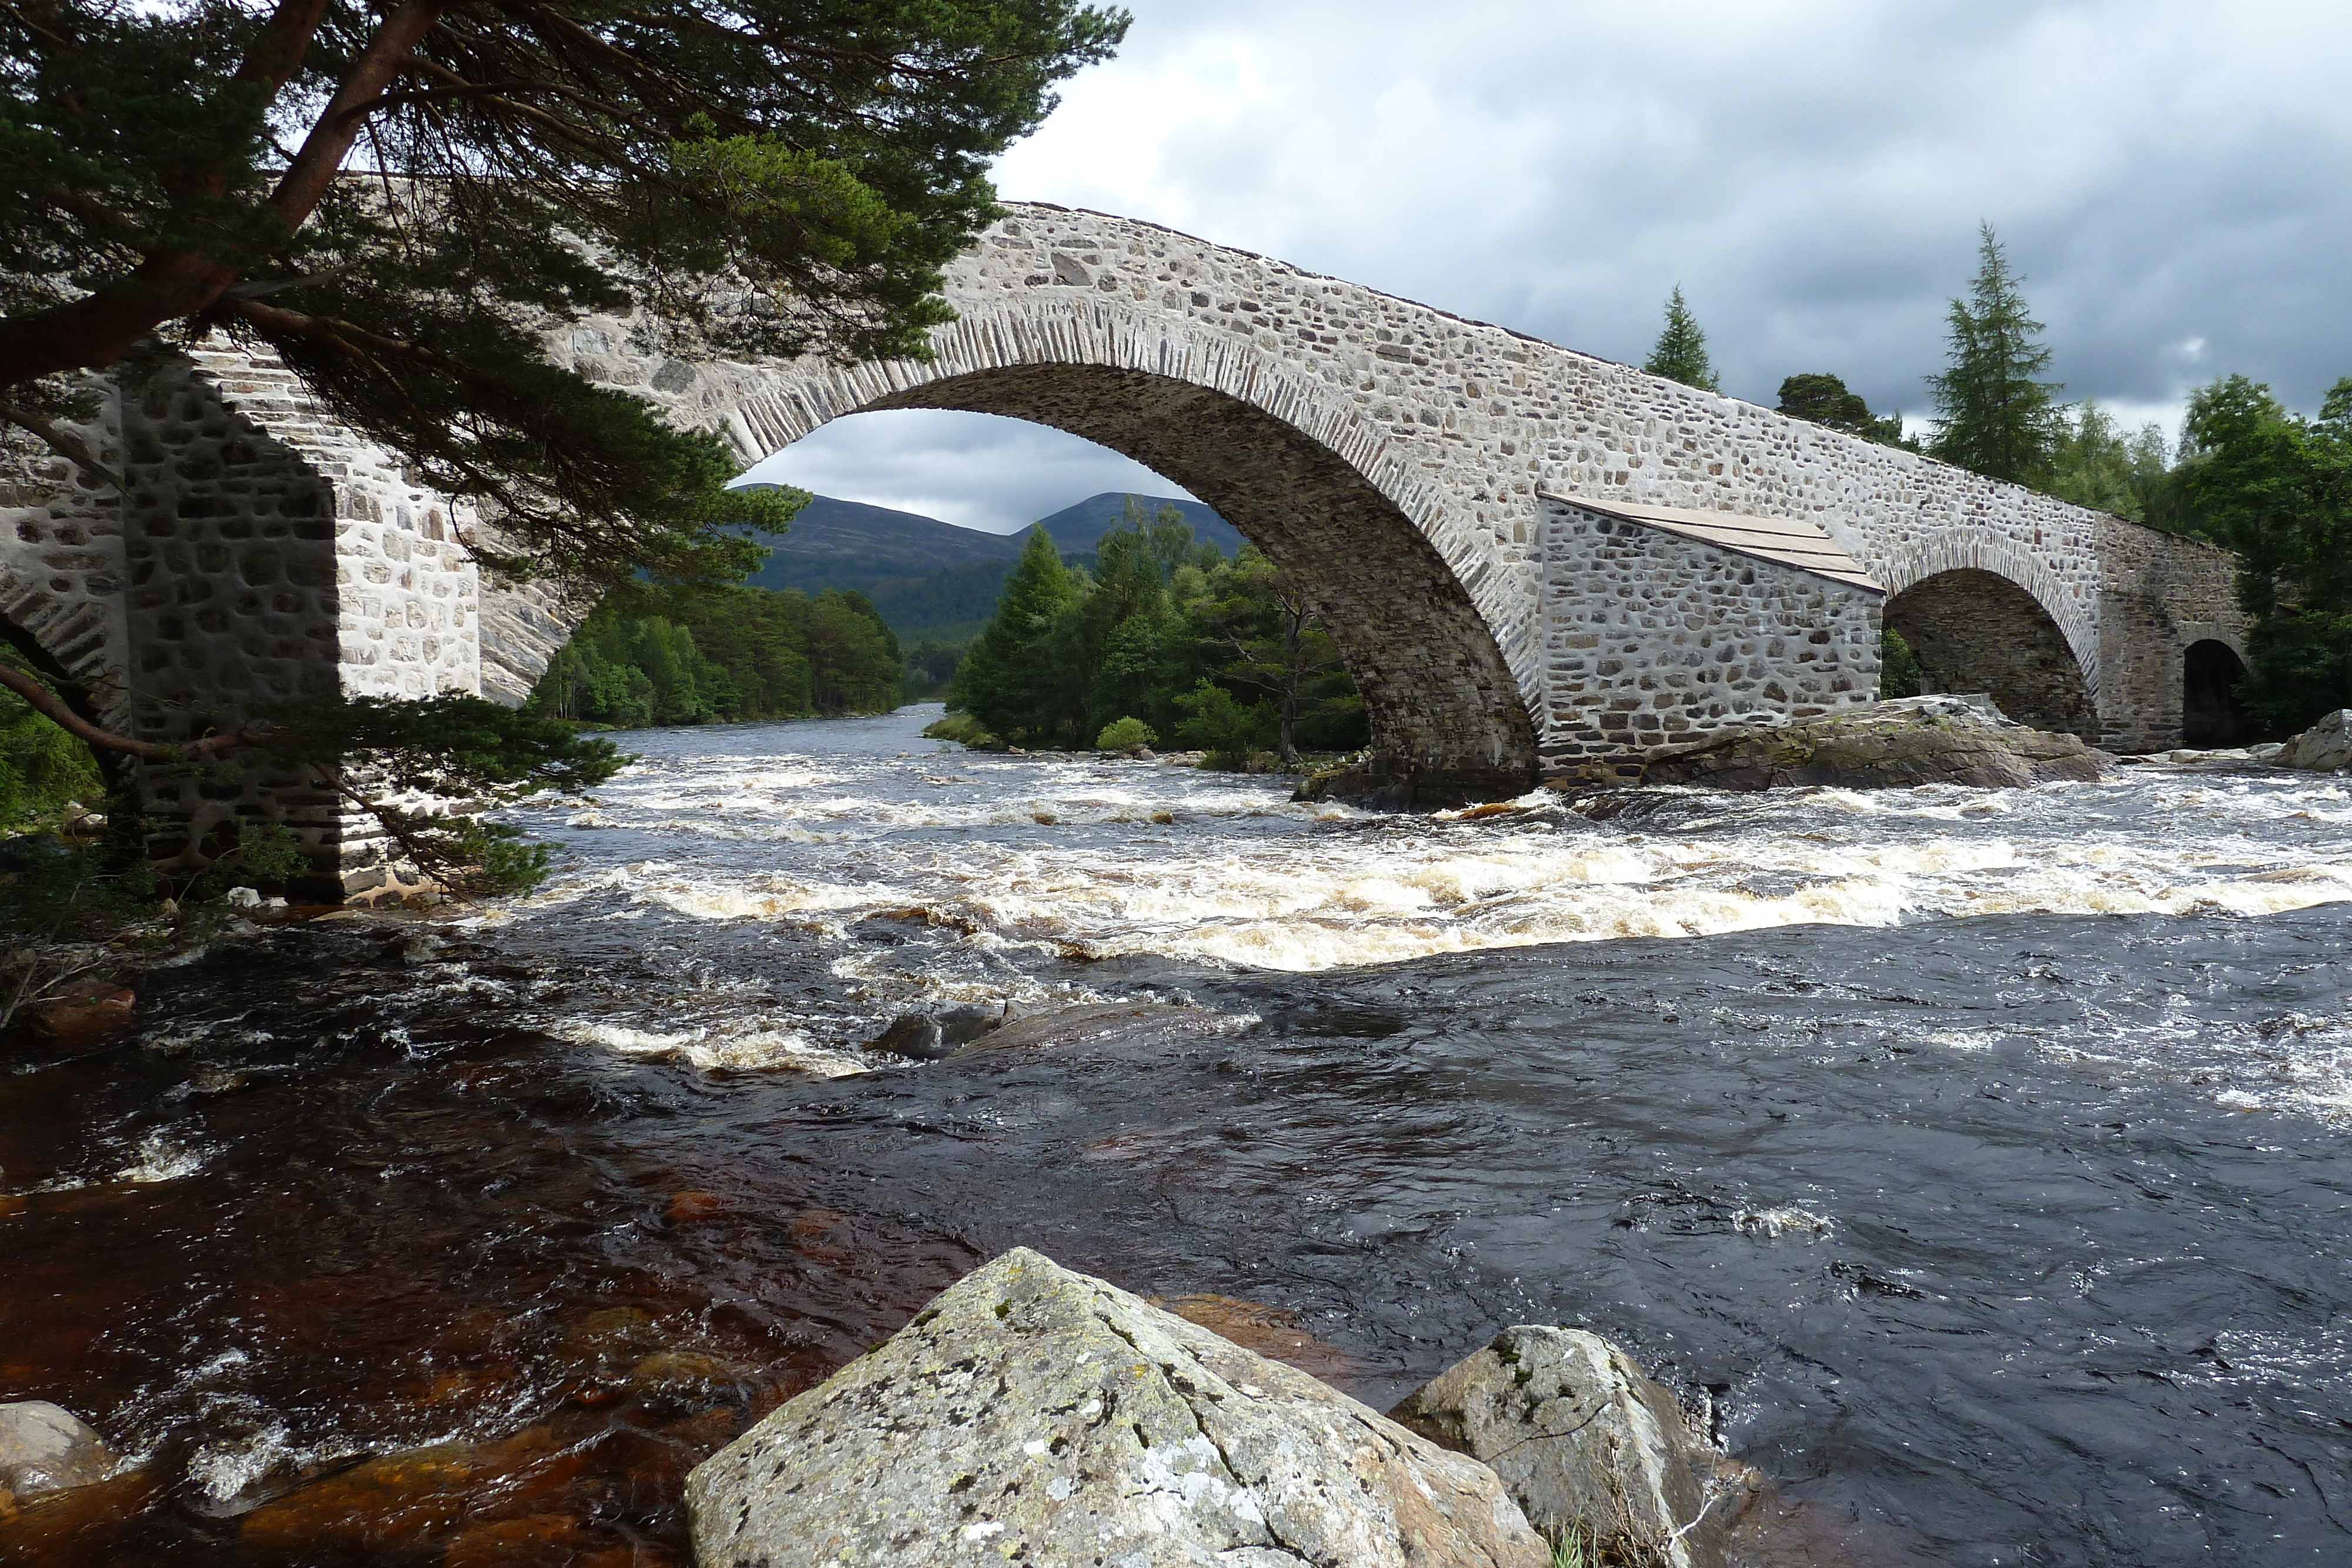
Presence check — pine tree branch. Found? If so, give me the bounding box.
[0,397,122,490]
[0,663,258,760]
[269,0,467,230]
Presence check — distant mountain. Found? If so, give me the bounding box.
[1034,493,1245,557]
[725,489,1240,644]
[731,491,1022,592]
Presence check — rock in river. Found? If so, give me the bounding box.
[2278,708,2352,771]
[1389,1327,1759,1568]
[686,1247,1548,1567]
[0,1401,116,1507]
[1638,694,2107,791]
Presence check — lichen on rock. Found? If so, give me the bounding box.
[684,1246,1548,1567]
[1388,1327,1759,1568]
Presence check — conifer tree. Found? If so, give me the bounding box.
[1775,372,1910,447]
[1643,286,1719,391]
[1926,225,2066,483]
[947,526,1078,743]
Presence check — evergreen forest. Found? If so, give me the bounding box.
[524,586,904,728]
[940,503,1368,765]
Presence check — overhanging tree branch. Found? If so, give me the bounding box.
[0,397,123,490]
[0,664,258,760]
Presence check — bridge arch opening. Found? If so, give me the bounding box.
[2181,639,2256,747]
[1882,568,2096,735]
[757,362,1540,797]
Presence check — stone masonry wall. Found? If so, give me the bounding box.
[1,348,486,895]
[2089,515,2245,753]
[1539,496,1880,768]
[559,202,2232,761]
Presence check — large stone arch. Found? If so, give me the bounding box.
[1872,539,2100,690]
[725,340,1539,793]
[1880,563,2099,737]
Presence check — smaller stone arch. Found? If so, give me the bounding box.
[1882,567,2098,736]
[2181,639,2256,747]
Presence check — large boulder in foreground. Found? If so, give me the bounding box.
[1639,694,2107,791]
[2278,709,2352,771]
[1389,1328,1758,1568]
[686,1248,1546,1567]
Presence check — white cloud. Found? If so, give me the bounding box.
[736,411,1197,534]
[751,1,2351,516]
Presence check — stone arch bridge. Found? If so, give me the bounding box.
[1,204,2243,893]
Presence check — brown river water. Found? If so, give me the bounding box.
[3,705,2350,1565]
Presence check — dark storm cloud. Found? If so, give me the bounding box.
[1001,0,2352,429]
[750,1,2350,514]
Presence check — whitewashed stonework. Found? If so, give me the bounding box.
[0,203,2252,881]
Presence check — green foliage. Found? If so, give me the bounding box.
[1880,628,1924,699]
[1642,285,1718,391]
[1174,680,1275,767]
[0,681,103,830]
[1094,716,1154,753]
[904,639,968,697]
[2171,373,2352,731]
[921,710,1001,750]
[0,0,1127,591]
[527,585,903,727]
[1195,546,1357,762]
[2042,400,2173,521]
[261,694,626,801]
[1775,373,1909,447]
[1926,225,2066,484]
[446,819,554,897]
[943,506,1366,765]
[948,526,1084,743]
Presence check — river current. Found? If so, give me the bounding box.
[5,704,2350,1565]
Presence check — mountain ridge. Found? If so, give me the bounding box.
[728,490,1241,642]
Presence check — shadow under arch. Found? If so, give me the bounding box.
[1883,568,2098,737]
[2181,639,2255,747]
[794,363,1541,798]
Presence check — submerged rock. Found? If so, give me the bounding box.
[951,999,1231,1057]
[868,1002,1026,1060]
[867,1012,949,1059]
[2278,708,2351,771]
[26,982,135,1046]
[0,1402,116,1506]
[686,1246,1548,1567]
[1388,1327,1758,1568]
[1639,694,2107,791]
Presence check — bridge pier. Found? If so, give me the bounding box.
[2,349,491,898]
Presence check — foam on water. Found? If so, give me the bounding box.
[491,709,2352,1115]
[552,1019,867,1076]
[513,756,2352,974]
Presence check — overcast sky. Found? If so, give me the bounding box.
[741,0,2352,534]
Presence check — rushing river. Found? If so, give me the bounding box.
[5,704,2351,1566]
